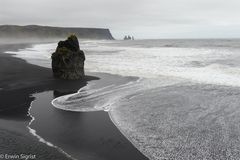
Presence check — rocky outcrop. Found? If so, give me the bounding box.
[124,35,134,40]
[51,35,85,80]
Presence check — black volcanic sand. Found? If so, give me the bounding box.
[0,43,148,160]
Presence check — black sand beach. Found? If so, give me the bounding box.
[0,43,148,160]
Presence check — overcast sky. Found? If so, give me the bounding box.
[1,0,240,39]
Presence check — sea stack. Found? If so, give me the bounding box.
[51,35,85,80]
[123,35,134,40]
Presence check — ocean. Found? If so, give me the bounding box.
[7,39,240,159]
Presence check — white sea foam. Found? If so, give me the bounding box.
[84,45,240,87]
[52,77,184,113]
[52,79,144,112]
[6,43,56,68]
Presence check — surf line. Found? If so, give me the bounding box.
[27,94,77,160]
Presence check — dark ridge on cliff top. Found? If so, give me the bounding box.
[0,25,114,40]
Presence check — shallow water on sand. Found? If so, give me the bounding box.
[29,91,148,160]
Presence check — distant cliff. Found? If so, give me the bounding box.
[0,25,114,40]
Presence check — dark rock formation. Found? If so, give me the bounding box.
[51,35,85,80]
[123,35,134,40]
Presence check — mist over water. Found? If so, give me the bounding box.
[7,39,240,159]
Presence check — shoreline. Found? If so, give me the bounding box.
[0,43,148,160]
[108,111,152,160]
[27,98,77,160]
[29,90,148,160]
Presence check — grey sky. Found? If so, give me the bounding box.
[1,0,240,39]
